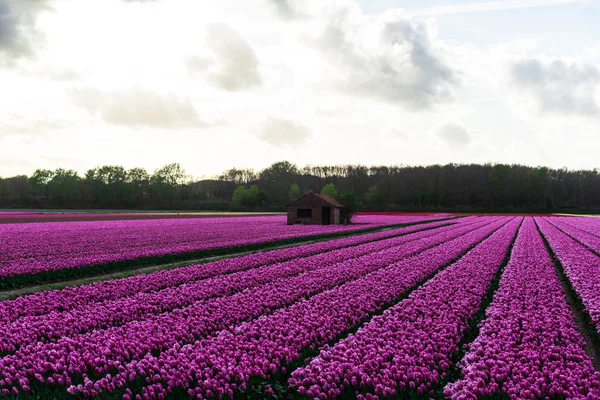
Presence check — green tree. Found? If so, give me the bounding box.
[29,169,54,198]
[99,165,129,205]
[84,166,130,206]
[247,186,258,207]
[0,179,13,201]
[337,192,360,224]
[320,183,337,199]
[232,186,248,206]
[151,163,188,202]
[220,168,256,185]
[363,185,383,208]
[128,167,150,203]
[6,176,29,201]
[527,167,548,208]
[153,163,187,187]
[49,169,81,204]
[258,161,299,206]
[288,184,300,202]
[247,185,267,207]
[489,164,511,207]
[232,185,267,208]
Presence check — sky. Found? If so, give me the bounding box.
[0,0,599,179]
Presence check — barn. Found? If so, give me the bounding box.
[286,192,343,225]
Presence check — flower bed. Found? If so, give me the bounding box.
[445,218,600,399]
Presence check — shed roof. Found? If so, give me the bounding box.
[313,193,344,208]
[287,192,344,208]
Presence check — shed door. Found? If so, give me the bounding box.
[322,207,331,225]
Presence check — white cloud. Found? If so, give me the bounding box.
[186,23,261,92]
[436,123,471,146]
[268,0,298,19]
[70,88,211,129]
[0,114,66,140]
[511,58,600,116]
[316,9,455,110]
[0,0,50,63]
[45,68,79,81]
[411,0,591,17]
[381,126,409,140]
[1,0,600,177]
[258,117,310,147]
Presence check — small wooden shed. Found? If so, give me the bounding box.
[287,192,343,225]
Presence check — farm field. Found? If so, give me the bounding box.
[0,214,452,289]
[4,1,599,399]
[0,215,599,399]
[0,211,287,224]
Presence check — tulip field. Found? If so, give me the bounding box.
[0,214,450,288]
[1,215,600,399]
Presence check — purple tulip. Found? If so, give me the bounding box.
[67,217,509,398]
[0,219,466,354]
[290,217,522,398]
[0,216,457,324]
[7,215,593,399]
[537,217,600,332]
[0,217,484,397]
[1,215,450,279]
[445,218,600,399]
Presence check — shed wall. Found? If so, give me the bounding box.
[287,193,343,225]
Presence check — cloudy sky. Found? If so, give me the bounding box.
[1,0,599,178]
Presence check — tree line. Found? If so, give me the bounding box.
[1,161,599,213]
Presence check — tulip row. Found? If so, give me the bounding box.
[289,217,522,399]
[0,218,477,354]
[537,217,600,332]
[445,218,600,399]
[0,212,169,224]
[0,212,455,224]
[545,217,600,253]
[68,217,510,399]
[557,216,600,237]
[0,212,264,224]
[0,218,499,398]
[0,218,462,325]
[1,214,445,284]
